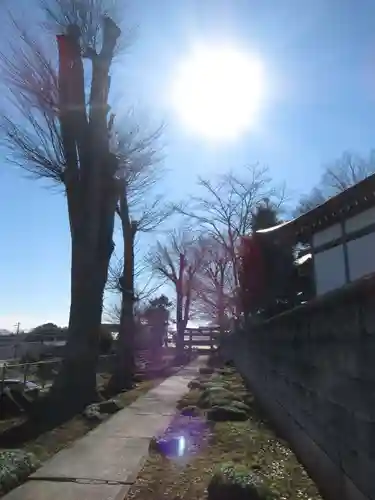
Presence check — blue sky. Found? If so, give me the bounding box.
[1,0,375,330]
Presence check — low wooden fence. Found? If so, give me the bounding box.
[0,355,116,395]
[183,327,220,355]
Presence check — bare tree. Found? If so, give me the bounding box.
[107,247,164,301]
[175,164,285,295]
[190,237,236,331]
[294,151,375,216]
[104,119,174,392]
[148,231,206,361]
[0,1,126,418]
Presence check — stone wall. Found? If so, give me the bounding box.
[225,275,375,500]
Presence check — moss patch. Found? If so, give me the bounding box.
[207,405,248,422]
[208,462,277,500]
[176,389,202,410]
[0,450,40,496]
[127,368,321,500]
[23,380,158,462]
[0,379,161,497]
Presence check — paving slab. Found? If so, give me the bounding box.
[32,435,150,483]
[2,480,127,500]
[127,396,177,415]
[4,356,207,500]
[89,411,171,438]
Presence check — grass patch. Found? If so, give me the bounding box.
[0,379,158,462]
[127,369,322,500]
[0,378,161,496]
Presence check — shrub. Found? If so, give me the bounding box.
[0,450,40,494]
[176,389,201,410]
[199,387,243,409]
[98,399,122,414]
[217,367,236,377]
[207,405,249,422]
[208,462,277,500]
[200,380,231,391]
[82,404,105,422]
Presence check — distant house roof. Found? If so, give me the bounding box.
[255,173,375,243]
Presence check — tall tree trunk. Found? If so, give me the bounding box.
[33,19,121,422]
[33,241,110,422]
[175,254,186,363]
[108,243,136,393]
[217,267,225,336]
[108,184,137,394]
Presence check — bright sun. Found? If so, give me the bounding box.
[171,44,265,141]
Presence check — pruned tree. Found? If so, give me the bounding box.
[148,231,206,361]
[102,119,172,392]
[174,165,286,312]
[0,1,126,418]
[294,151,375,216]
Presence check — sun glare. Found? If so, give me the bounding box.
[171,44,265,141]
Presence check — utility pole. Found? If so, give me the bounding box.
[13,322,21,359]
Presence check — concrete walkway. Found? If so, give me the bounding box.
[4,357,205,500]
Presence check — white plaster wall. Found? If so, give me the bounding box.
[312,223,342,248]
[347,232,375,281]
[314,245,346,295]
[345,206,375,234]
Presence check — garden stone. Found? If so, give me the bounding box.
[230,400,251,412]
[180,405,200,417]
[148,436,183,457]
[98,399,122,414]
[82,404,106,422]
[187,379,202,390]
[199,387,243,409]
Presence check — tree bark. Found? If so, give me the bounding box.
[33,19,121,422]
[217,266,225,336]
[32,243,107,422]
[107,183,137,394]
[175,254,186,363]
